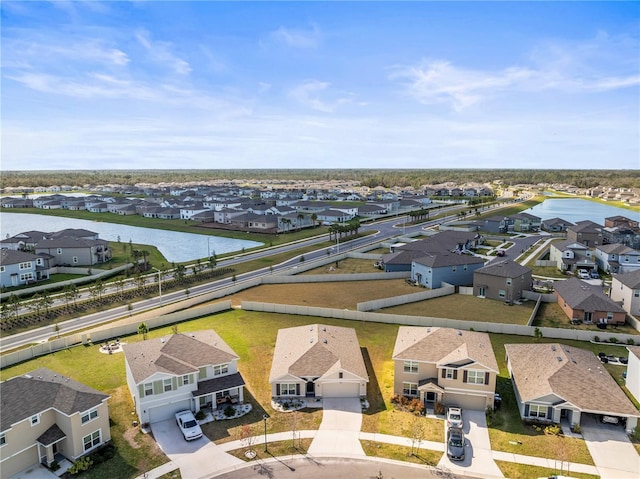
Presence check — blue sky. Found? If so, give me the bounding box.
[2,1,639,170]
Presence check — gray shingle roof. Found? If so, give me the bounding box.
[597,243,634,255]
[0,249,39,266]
[614,270,640,289]
[554,278,625,313]
[505,343,639,417]
[1,368,109,431]
[392,327,498,372]
[269,324,368,382]
[475,260,531,278]
[122,331,239,384]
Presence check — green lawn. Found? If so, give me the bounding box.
[360,440,442,467]
[495,461,599,479]
[533,302,639,336]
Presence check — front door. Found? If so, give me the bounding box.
[306,381,315,397]
[584,312,593,323]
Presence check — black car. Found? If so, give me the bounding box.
[447,427,465,461]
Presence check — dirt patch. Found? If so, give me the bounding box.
[225,279,417,309]
[123,428,141,449]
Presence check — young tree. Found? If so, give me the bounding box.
[138,322,149,340]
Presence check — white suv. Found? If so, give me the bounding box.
[577,269,590,280]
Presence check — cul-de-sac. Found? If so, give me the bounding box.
[1,174,639,479]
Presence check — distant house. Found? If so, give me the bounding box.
[566,220,603,247]
[35,237,111,266]
[392,327,498,410]
[269,324,368,399]
[626,346,640,405]
[509,212,541,232]
[0,249,50,288]
[473,260,532,302]
[548,240,596,273]
[0,368,111,479]
[316,209,353,224]
[610,270,640,317]
[122,331,246,424]
[554,277,626,325]
[411,252,485,288]
[595,244,640,274]
[541,217,573,233]
[479,216,509,234]
[505,343,639,433]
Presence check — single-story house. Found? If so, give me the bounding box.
[505,343,639,433]
[473,260,532,302]
[554,277,626,325]
[392,326,498,411]
[123,331,246,424]
[0,368,111,479]
[269,324,368,399]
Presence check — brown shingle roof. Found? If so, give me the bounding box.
[123,331,239,384]
[392,327,498,372]
[1,368,108,431]
[505,343,639,417]
[554,278,625,313]
[269,324,368,382]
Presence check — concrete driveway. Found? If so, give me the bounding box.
[438,409,504,477]
[581,414,640,479]
[308,397,365,457]
[152,419,243,479]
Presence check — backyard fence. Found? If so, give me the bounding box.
[357,284,455,311]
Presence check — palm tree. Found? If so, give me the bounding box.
[311,213,318,228]
[297,213,304,230]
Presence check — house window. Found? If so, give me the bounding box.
[31,414,40,426]
[624,256,630,262]
[182,375,190,386]
[57,248,62,255]
[0,433,5,447]
[529,404,547,419]
[634,290,640,298]
[213,364,229,376]
[163,379,173,392]
[339,372,343,379]
[0,266,4,273]
[73,256,79,264]
[19,262,31,270]
[81,409,98,424]
[463,265,467,271]
[144,383,153,397]
[445,369,454,379]
[499,290,506,298]
[452,266,457,272]
[403,361,418,373]
[607,312,613,320]
[402,382,418,396]
[506,278,512,285]
[467,371,486,385]
[36,258,43,266]
[83,430,101,451]
[20,273,34,282]
[280,383,297,396]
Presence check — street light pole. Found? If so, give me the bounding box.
[263,414,268,452]
[152,267,162,298]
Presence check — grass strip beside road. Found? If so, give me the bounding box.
[360,441,442,467]
[495,460,599,479]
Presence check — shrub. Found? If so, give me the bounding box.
[68,456,93,475]
[434,402,445,415]
[627,338,635,345]
[224,405,235,417]
[195,410,206,420]
[544,424,562,436]
[609,337,618,344]
[571,423,581,434]
[594,336,600,343]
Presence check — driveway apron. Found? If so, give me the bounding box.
[308,397,365,457]
[152,419,243,479]
[438,409,504,477]
[581,414,640,479]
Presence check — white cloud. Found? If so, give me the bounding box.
[135,29,191,75]
[267,24,322,48]
[289,80,353,113]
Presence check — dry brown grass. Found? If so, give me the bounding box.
[379,294,535,324]
[225,279,416,308]
[301,258,384,275]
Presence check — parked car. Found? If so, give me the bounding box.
[175,410,203,441]
[601,415,620,425]
[590,270,599,279]
[447,427,465,461]
[577,269,590,279]
[446,406,463,428]
[496,249,506,257]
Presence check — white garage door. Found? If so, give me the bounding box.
[322,382,360,398]
[149,400,191,423]
[446,394,487,411]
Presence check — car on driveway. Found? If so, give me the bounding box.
[447,427,465,461]
[578,269,590,279]
[175,410,203,441]
[446,406,463,428]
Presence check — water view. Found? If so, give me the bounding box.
[525,198,638,225]
[0,213,263,263]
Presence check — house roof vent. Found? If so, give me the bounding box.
[557,356,562,362]
[323,339,328,344]
[551,345,556,351]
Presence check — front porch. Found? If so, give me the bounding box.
[193,372,246,413]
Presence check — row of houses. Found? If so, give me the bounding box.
[0,229,112,289]
[4,324,638,478]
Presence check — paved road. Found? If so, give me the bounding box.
[211,456,479,479]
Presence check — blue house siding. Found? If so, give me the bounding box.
[412,262,484,288]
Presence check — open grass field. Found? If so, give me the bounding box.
[380,294,536,325]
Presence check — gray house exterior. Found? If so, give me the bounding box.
[473,260,532,302]
[412,253,485,288]
[34,237,111,266]
[0,250,50,288]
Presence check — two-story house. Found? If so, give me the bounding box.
[473,260,532,302]
[0,368,111,479]
[34,237,111,266]
[610,270,640,317]
[595,244,640,274]
[566,220,603,247]
[392,327,498,411]
[122,331,246,424]
[626,346,640,405]
[548,240,596,273]
[0,249,50,288]
[510,212,541,232]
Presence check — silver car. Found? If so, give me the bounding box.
[447,427,465,461]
